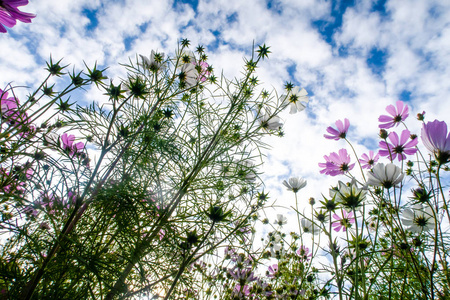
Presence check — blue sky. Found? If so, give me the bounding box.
[2,0,450,231]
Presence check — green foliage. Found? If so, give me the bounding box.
[0,41,288,299]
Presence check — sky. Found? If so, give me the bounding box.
[2,0,450,241]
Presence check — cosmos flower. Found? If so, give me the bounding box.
[259,109,283,131]
[282,176,307,193]
[178,50,196,64]
[359,150,379,169]
[324,118,350,140]
[61,133,75,151]
[378,101,409,129]
[23,205,38,217]
[139,50,166,72]
[301,219,319,235]
[378,129,418,161]
[232,284,250,297]
[421,119,450,164]
[365,163,404,189]
[0,89,31,133]
[0,88,19,117]
[265,232,285,257]
[239,159,257,183]
[254,278,273,297]
[179,63,198,88]
[332,210,355,232]
[0,0,35,33]
[319,148,355,176]
[329,179,367,209]
[39,222,50,230]
[61,133,85,157]
[267,264,278,278]
[195,61,210,82]
[280,86,309,114]
[229,267,257,283]
[401,204,435,233]
[296,245,312,261]
[274,214,288,226]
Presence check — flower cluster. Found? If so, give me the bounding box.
[271,99,450,300]
[319,148,355,176]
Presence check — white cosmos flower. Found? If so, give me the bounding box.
[239,159,257,183]
[180,63,199,88]
[301,218,319,235]
[178,50,196,64]
[330,179,366,209]
[280,86,309,114]
[265,232,285,257]
[139,50,166,72]
[274,214,288,226]
[259,109,283,131]
[401,204,435,233]
[282,177,307,193]
[366,163,404,189]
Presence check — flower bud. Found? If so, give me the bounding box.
[379,129,388,139]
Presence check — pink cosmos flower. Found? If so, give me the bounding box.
[421,119,450,164]
[23,206,38,217]
[1,89,32,135]
[39,222,50,230]
[196,61,210,82]
[158,229,165,241]
[233,284,250,297]
[379,129,418,161]
[61,133,85,157]
[229,267,257,283]
[324,118,350,140]
[296,245,312,261]
[0,0,35,33]
[0,88,19,117]
[1,167,30,193]
[61,133,75,151]
[267,264,278,278]
[378,101,409,129]
[332,210,355,232]
[359,150,379,169]
[319,148,355,176]
[68,190,78,205]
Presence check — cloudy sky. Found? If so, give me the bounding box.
[2,0,450,231]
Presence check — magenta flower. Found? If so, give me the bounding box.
[0,0,35,33]
[267,264,278,278]
[68,190,78,205]
[359,150,380,169]
[233,284,250,297]
[1,88,19,118]
[379,129,418,161]
[324,118,350,140]
[421,119,450,164]
[61,133,85,157]
[1,90,33,135]
[23,205,38,217]
[61,133,75,150]
[332,210,355,232]
[319,148,355,176]
[296,246,312,261]
[229,267,257,283]
[196,61,210,82]
[378,101,409,129]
